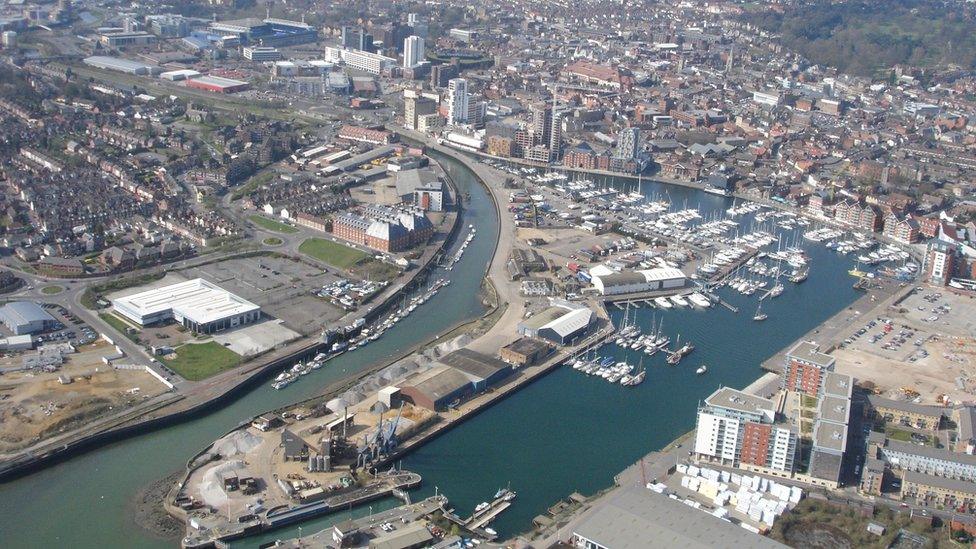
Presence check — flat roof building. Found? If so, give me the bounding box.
[695,387,798,473]
[112,278,260,334]
[0,301,55,335]
[571,484,787,548]
[185,75,250,94]
[84,55,159,75]
[782,341,836,397]
[591,267,686,295]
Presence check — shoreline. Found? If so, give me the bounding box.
[0,156,466,483]
[162,127,526,545]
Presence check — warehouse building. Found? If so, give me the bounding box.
[591,267,686,295]
[500,337,551,367]
[398,349,513,410]
[436,348,513,391]
[517,302,594,345]
[399,367,473,411]
[571,484,787,549]
[112,278,260,334]
[159,69,200,81]
[83,55,159,75]
[185,75,250,94]
[0,302,55,335]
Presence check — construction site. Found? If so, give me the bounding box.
[0,340,169,458]
[832,288,976,405]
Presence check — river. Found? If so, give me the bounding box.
[0,149,497,549]
[0,158,863,548]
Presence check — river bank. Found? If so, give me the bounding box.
[162,134,541,546]
[0,141,875,549]
[0,154,464,483]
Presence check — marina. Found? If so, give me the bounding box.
[0,154,887,548]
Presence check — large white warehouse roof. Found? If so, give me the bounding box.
[113,278,259,325]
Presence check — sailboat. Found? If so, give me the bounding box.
[753,302,767,321]
[624,357,646,386]
[768,259,785,298]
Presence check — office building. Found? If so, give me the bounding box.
[404,94,437,130]
[242,46,281,61]
[324,46,396,74]
[112,278,261,333]
[403,35,424,68]
[446,78,469,126]
[98,31,156,47]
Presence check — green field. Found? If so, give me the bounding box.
[299,238,369,269]
[263,237,283,246]
[249,215,298,234]
[161,341,241,381]
[40,285,63,295]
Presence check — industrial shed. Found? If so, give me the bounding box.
[591,267,686,295]
[83,55,159,75]
[398,367,473,411]
[0,302,55,335]
[518,305,593,345]
[185,75,250,93]
[436,348,513,391]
